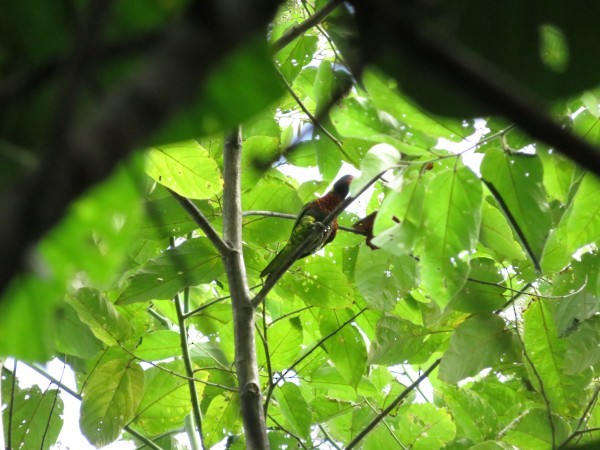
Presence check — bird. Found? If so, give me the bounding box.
[260,175,354,280]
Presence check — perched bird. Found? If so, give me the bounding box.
[260,175,354,280]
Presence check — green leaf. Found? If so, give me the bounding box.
[314,60,335,114]
[523,299,592,415]
[319,309,367,388]
[481,149,551,263]
[138,195,215,240]
[309,367,379,397]
[67,288,132,346]
[479,201,527,262]
[363,68,468,141]
[5,386,63,450]
[274,382,312,438]
[275,34,318,83]
[439,385,498,443]
[369,316,445,365]
[284,256,354,308]
[80,358,144,447]
[351,143,401,196]
[502,409,570,450]
[439,314,512,384]
[134,360,191,435]
[538,147,575,203]
[262,317,303,371]
[566,315,600,374]
[146,141,222,199]
[203,394,241,448]
[420,167,483,306]
[448,258,507,313]
[55,302,104,358]
[117,237,224,304]
[542,173,600,272]
[135,330,182,361]
[395,403,456,450]
[243,180,303,245]
[310,396,355,423]
[372,173,426,254]
[354,247,419,311]
[331,97,426,157]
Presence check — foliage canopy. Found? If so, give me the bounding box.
[1,0,600,449]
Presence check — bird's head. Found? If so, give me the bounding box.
[331,175,353,198]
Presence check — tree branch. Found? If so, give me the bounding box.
[345,358,441,449]
[243,210,363,234]
[222,127,270,449]
[251,170,386,308]
[174,287,206,450]
[169,189,232,255]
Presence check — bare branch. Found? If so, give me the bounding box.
[169,189,232,255]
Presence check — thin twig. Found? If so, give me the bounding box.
[174,287,206,450]
[270,0,344,54]
[275,66,350,160]
[169,188,232,256]
[267,415,310,450]
[558,385,600,448]
[345,359,441,449]
[243,210,362,234]
[318,424,342,450]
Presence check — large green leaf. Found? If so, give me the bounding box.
[5,385,63,450]
[448,258,507,313]
[134,360,191,436]
[354,246,418,311]
[372,172,426,254]
[420,166,483,306]
[480,201,527,263]
[523,299,592,415]
[319,309,367,388]
[542,173,600,272]
[394,403,456,450]
[67,288,132,346]
[439,385,498,443]
[260,317,303,371]
[135,330,182,361]
[331,97,427,156]
[439,314,512,384]
[369,316,445,365]
[481,149,551,264]
[203,394,241,448]
[502,409,570,450]
[274,382,312,438]
[55,302,104,358]
[80,358,145,447]
[284,256,354,308]
[363,68,469,141]
[117,237,224,304]
[146,141,222,199]
[565,315,600,374]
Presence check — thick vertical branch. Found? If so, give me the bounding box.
[222,127,269,449]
